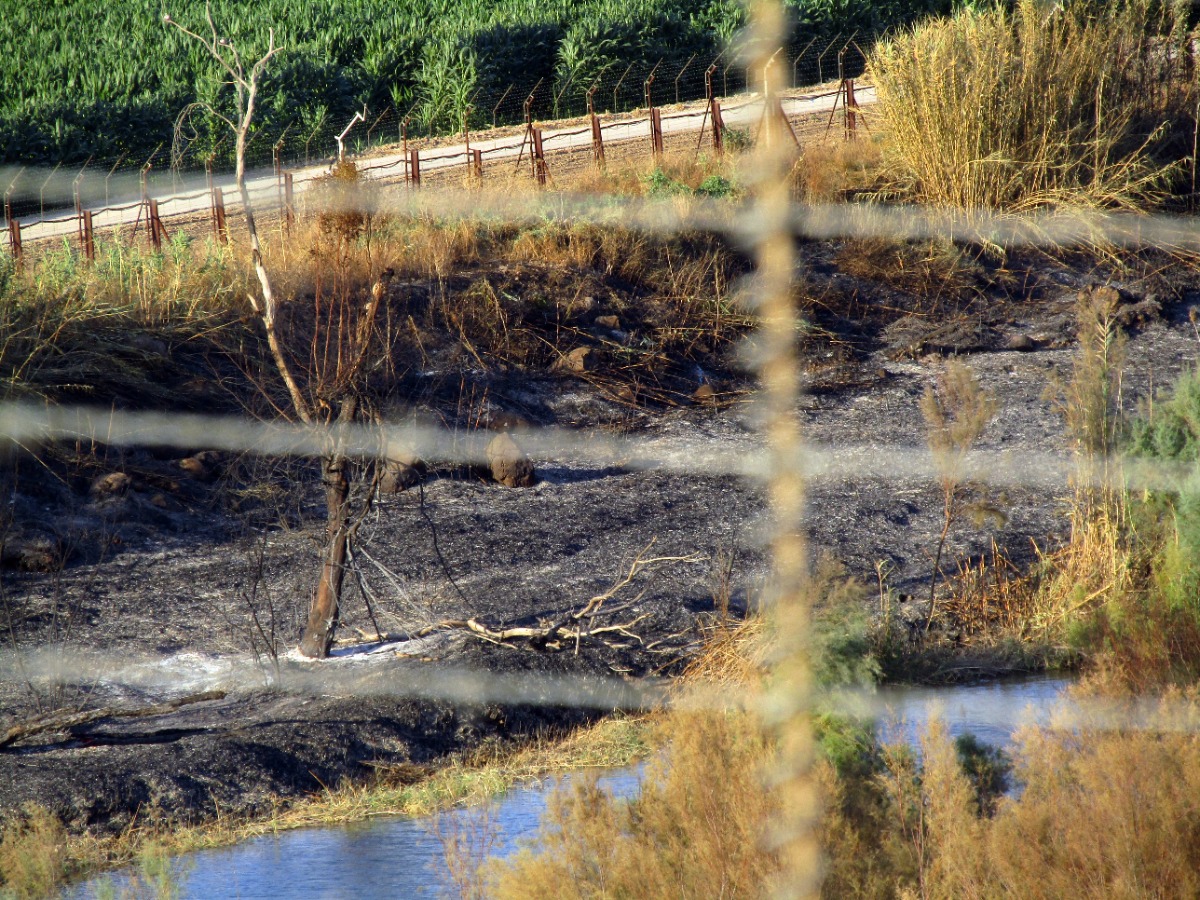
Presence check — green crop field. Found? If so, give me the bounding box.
[0,0,953,170]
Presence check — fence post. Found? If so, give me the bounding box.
[472,148,483,182]
[409,149,421,187]
[844,79,857,140]
[148,199,165,252]
[463,106,473,177]
[7,219,21,264]
[531,128,547,185]
[711,99,725,156]
[80,210,95,262]
[591,113,606,168]
[401,115,411,183]
[587,84,606,169]
[284,172,295,234]
[644,61,662,160]
[212,187,228,244]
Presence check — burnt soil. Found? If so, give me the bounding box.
[2,237,1199,836]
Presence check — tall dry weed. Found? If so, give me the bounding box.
[0,805,70,899]
[871,0,1197,213]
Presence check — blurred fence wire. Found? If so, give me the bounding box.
[5,5,1200,896]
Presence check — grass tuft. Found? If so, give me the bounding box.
[870,0,1197,214]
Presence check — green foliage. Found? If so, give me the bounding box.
[415,40,478,134]
[2,0,962,169]
[1060,365,1200,690]
[721,126,752,152]
[642,168,690,197]
[694,174,735,198]
[953,732,1010,812]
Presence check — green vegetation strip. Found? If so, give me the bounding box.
[1,0,955,168]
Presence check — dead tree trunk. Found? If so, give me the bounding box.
[167,7,383,660]
[298,398,357,658]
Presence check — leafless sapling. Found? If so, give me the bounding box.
[165,4,394,658]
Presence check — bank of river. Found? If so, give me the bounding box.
[71,675,1071,899]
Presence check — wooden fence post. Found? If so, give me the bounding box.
[472,148,483,181]
[409,149,421,187]
[650,107,664,159]
[532,128,547,185]
[148,199,164,252]
[844,79,857,140]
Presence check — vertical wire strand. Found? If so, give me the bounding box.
[746,3,820,897]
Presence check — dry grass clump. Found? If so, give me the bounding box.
[493,595,1200,899]
[790,138,883,203]
[870,0,1198,213]
[0,236,245,406]
[826,704,1200,899]
[491,707,779,900]
[0,806,70,898]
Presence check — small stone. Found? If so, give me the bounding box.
[692,383,717,405]
[129,334,168,356]
[553,347,597,374]
[595,315,621,330]
[178,456,214,481]
[379,454,425,494]
[150,493,170,509]
[90,472,132,499]
[1003,334,1036,351]
[486,433,535,488]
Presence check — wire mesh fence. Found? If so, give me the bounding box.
[6,3,1200,895]
[0,30,876,242]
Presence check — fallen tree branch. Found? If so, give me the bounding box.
[0,690,227,750]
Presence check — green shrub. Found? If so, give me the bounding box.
[694,174,735,199]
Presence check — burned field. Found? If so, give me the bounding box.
[2,221,1198,833]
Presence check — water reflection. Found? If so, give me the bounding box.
[72,676,1071,899]
[874,674,1071,748]
[73,768,642,900]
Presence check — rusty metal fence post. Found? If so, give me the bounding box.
[212,187,228,244]
[645,62,664,160]
[650,108,664,160]
[284,172,295,234]
[588,84,606,169]
[531,128,547,185]
[79,210,95,262]
[712,99,725,156]
[844,79,858,140]
[409,149,421,187]
[471,148,483,182]
[591,113,606,169]
[7,219,21,264]
[148,199,166,252]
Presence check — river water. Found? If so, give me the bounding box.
[71,675,1070,899]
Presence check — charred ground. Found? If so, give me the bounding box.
[2,229,1198,833]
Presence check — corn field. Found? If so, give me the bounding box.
[1,0,955,169]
